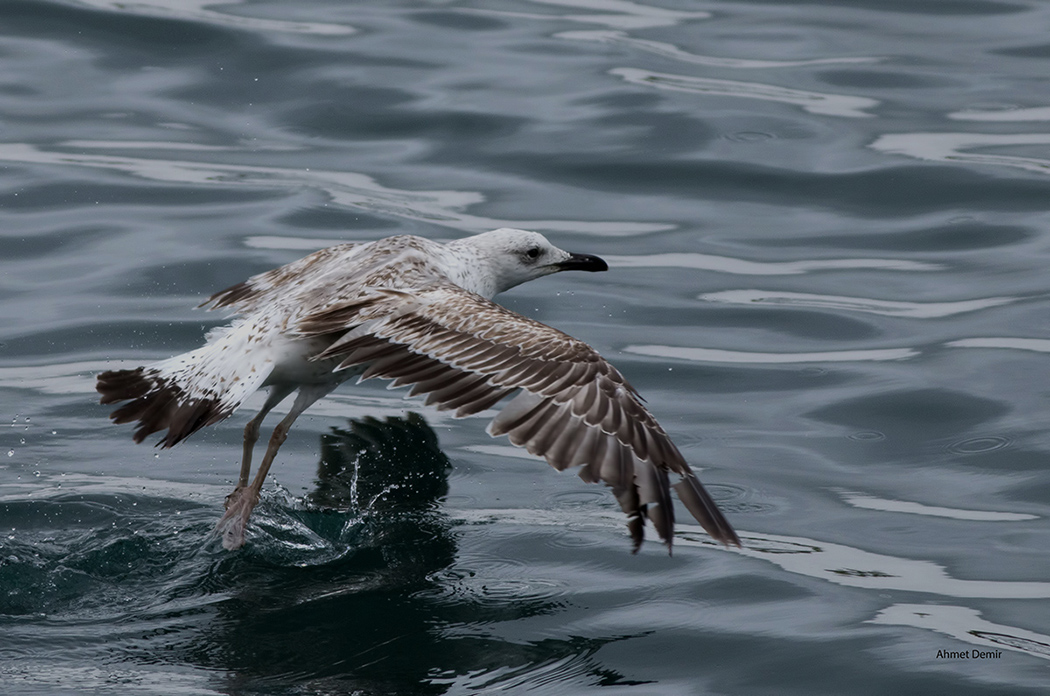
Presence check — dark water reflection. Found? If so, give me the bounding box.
[3,416,637,694]
[171,416,645,695]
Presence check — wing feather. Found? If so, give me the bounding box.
[456,386,516,418]
[298,281,740,550]
[570,425,603,477]
[201,243,361,314]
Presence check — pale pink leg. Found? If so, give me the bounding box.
[216,386,326,549]
[231,385,294,496]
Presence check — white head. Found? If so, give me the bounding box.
[443,228,607,298]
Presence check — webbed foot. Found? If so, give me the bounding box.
[215,486,260,550]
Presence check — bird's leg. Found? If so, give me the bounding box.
[216,386,327,550]
[227,385,293,509]
[237,414,264,488]
[218,409,301,550]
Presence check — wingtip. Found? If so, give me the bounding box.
[715,528,742,550]
[626,510,644,553]
[672,471,740,549]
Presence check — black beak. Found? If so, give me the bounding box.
[555,253,608,273]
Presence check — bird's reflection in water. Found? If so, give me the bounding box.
[305,411,457,578]
[180,414,640,695]
[312,411,451,510]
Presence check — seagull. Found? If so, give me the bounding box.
[97,228,740,551]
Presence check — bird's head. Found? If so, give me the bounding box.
[445,228,608,298]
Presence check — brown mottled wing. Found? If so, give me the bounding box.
[200,243,361,314]
[297,283,740,551]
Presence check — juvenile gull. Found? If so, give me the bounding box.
[97,229,740,551]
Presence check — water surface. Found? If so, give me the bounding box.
[2,0,1049,693]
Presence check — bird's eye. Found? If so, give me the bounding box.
[525,247,541,260]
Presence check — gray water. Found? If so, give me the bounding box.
[2,0,1049,693]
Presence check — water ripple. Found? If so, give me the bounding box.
[0,664,220,695]
[559,30,880,68]
[0,360,100,396]
[947,435,1012,454]
[454,509,1050,598]
[848,431,886,442]
[870,604,1050,660]
[719,531,1050,598]
[871,132,1050,175]
[610,67,879,118]
[70,0,356,35]
[0,142,669,236]
[949,106,1050,122]
[946,337,1050,353]
[605,253,940,274]
[461,444,545,461]
[699,289,1016,318]
[624,344,918,364]
[838,490,1037,522]
[245,235,368,250]
[437,550,567,606]
[0,360,467,427]
[467,0,710,30]
[432,652,607,693]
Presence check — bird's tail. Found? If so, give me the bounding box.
[97,321,275,447]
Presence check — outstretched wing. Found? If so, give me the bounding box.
[296,282,740,551]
